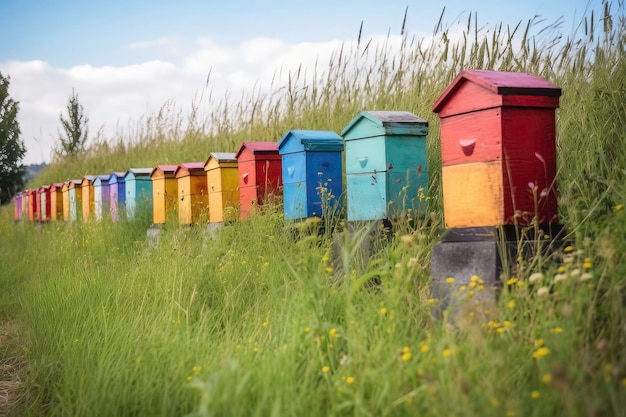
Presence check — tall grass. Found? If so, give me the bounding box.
[2,2,626,416]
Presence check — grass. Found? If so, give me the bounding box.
[1,2,626,416]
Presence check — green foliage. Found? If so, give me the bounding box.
[55,89,89,160]
[2,3,626,417]
[0,71,25,205]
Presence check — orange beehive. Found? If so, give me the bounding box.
[81,175,96,222]
[204,152,240,223]
[49,183,64,220]
[151,165,178,224]
[175,162,209,225]
[235,142,282,219]
[433,70,561,228]
[62,181,71,221]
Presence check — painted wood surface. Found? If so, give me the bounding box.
[109,172,126,222]
[62,182,71,221]
[49,183,63,220]
[34,189,41,222]
[175,162,208,225]
[236,142,282,219]
[93,176,110,221]
[342,111,428,140]
[81,176,96,222]
[205,153,239,223]
[68,180,82,221]
[151,165,178,224]
[124,168,153,220]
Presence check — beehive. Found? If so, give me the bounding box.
[108,172,126,222]
[236,142,282,219]
[49,183,64,220]
[204,153,239,223]
[278,130,344,220]
[68,179,82,221]
[150,165,178,225]
[93,175,111,221]
[341,111,429,221]
[124,168,153,220]
[432,70,561,227]
[39,185,51,221]
[62,182,71,221]
[81,175,96,222]
[175,162,209,225]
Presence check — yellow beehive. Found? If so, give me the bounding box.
[204,152,240,223]
[150,165,178,224]
[175,162,209,225]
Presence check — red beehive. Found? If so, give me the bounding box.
[235,142,282,219]
[432,70,561,228]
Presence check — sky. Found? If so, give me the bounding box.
[0,0,594,165]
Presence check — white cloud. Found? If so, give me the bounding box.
[0,34,412,165]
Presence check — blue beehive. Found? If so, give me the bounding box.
[278,130,344,220]
[124,168,153,220]
[341,111,429,221]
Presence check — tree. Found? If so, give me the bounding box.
[56,89,89,158]
[0,72,25,205]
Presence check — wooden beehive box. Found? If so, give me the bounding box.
[175,162,208,225]
[341,110,429,221]
[204,153,239,223]
[49,183,64,220]
[39,185,51,221]
[20,191,27,221]
[124,168,153,220]
[14,193,21,221]
[68,179,82,221]
[62,182,71,221]
[81,175,96,222]
[236,142,282,219]
[150,165,178,225]
[278,130,344,220]
[432,70,561,228]
[93,175,111,221]
[108,172,126,222]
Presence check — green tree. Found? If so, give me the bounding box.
[0,71,25,205]
[56,89,89,158]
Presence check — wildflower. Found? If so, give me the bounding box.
[253,346,260,353]
[563,255,575,263]
[503,320,515,328]
[380,307,388,315]
[531,390,540,399]
[322,366,330,373]
[621,377,626,387]
[615,204,624,211]
[542,373,552,384]
[407,258,418,267]
[427,298,438,304]
[583,260,592,269]
[329,328,340,339]
[529,272,544,283]
[564,245,574,253]
[554,273,567,283]
[497,327,506,333]
[326,266,334,273]
[459,285,467,292]
[421,344,429,353]
[446,277,455,284]
[346,376,355,384]
[507,299,516,309]
[442,348,452,358]
[532,347,551,359]
[506,277,518,286]
[537,287,550,297]
[262,321,269,328]
[400,234,414,244]
[471,275,480,283]
[569,268,581,277]
[552,327,564,334]
[535,339,544,347]
[402,346,412,362]
[322,255,329,263]
[580,272,593,281]
[557,266,566,273]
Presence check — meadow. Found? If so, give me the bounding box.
[1,3,625,416]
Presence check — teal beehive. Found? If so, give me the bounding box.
[124,168,153,220]
[278,130,344,220]
[341,111,428,221]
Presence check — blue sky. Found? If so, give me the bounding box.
[0,0,594,164]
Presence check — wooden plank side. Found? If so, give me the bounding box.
[436,81,503,118]
[344,136,387,174]
[440,108,503,166]
[442,162,504,228]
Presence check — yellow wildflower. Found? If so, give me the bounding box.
[532,347,551,359]
[506,277,518,285]
[380,307,388,315]
[552,327,564,334]
[427,298,438,304]
[346,376,355,384]
[531,390,540,399]
[262,321,269,327]
[325,266,334,273]
[442,348,452,358]
[564,245,574,253]
[534,339,544,347]
[420,344,429,353]
[583,261,592,269]
[322,366,330,373]
[322,255,329,263]
[507,299,516,309]
[541,373,552,384]
[402,351,412,362]
[615,204,624,211]
[446,277,455,284]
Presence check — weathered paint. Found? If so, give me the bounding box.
[433,70,561,227]
[175,162,209,225]
[108,172,126,222]
[150,165,178,224]
[39,185,51,221]
[49,183,64,220]
[341,111,429,221]
[62,182,71,221]
[278,130,344,220]
[124,168,153,220]
[236,142,283,219]
[81,176,96,222]
[93,175,111,221]
[204,153,239,223]
[68,180,82,221]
